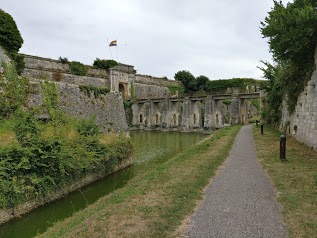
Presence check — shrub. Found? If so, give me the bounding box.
[58,56,69,64]
[93,58,119,70]
[14,54,25,75]
[69,61,88,76]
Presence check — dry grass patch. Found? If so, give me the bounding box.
[253,125,317,238]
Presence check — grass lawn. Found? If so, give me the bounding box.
[253,125,317,238]
[37,126,241,238]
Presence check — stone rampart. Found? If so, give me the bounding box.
[280,48,317,150]
[134,83,170,99]
[135,74,181,87]
[21,54,110,88]
[27,80,128,133]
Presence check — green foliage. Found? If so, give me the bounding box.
[196,75,209,91]
[0,9,23,58]
[58,56,69,64]
[77,117,100,137]
[130,81,135,99]
[79,85,110,98]
[0,63,28,118]
[258,61,284,125]
[174,70,196,92]
[168,85,185,95]
[123,100,134,109]
[250,99,260,110]
[0,63,132,209]
[13,54,25,75]
[204,78,257,91]
[42,80,58,110]
[69,61,88,76]
[260,0,317,116]
[93,58,119,70]
[223,99,232,106]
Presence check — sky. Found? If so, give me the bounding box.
[0,0,291,80]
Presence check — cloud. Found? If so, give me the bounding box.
[0,0,282,80]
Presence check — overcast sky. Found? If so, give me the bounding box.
[0,0,291,80]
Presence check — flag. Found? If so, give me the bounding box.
[109,40,117,47]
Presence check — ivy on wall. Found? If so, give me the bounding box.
[79,85,110,98]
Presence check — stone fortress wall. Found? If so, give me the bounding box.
[22,54,179,100]
[280,47,317,150]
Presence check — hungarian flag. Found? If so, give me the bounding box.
[109,40,117,46]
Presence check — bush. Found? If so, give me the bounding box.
[58,56,69,64]
[0,9,23,58]
[93,58,119,70]
[14,54,25,75]
[69,61,88,76]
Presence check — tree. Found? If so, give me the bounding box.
[196,75,209,90]
[260,0,317,114]
[174,70,196,92]
[0,9,23,58]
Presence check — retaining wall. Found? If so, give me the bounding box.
[280,48,317,150]
[27,80,128,133]
[0,156,133,225]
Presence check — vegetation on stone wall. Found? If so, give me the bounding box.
[168,85,185,96]
[93,58,118,70]
[69,61,88,76]
[0,63,132,209]
[0,63,28,118]
[79,85,110,98]
[58,56,69,64]
[260,0,317,124]
[174,70,260,93]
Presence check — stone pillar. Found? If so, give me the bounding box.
[181,98,191,132]
[204,96,213,131]
[239,98,248,124]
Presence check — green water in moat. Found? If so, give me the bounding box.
[0,131,206,238]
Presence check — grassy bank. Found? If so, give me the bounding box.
[253,125,317,238]
[37,126,241,238]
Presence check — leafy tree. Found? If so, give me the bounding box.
[93,58,119,70]
[174,70,196,92]
[0,9,23,58]
[260,0,317,114]
[196,75,209,90]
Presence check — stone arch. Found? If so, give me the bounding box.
[119,83,128,99]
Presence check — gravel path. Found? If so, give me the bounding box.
[185,125,288,238]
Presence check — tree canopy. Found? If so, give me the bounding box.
[0,9,23,58]
[260,0,317,122]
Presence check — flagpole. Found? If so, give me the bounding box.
[116,44,118,62]
[106,38,113,60]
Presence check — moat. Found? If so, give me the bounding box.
[0,131,206,238]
